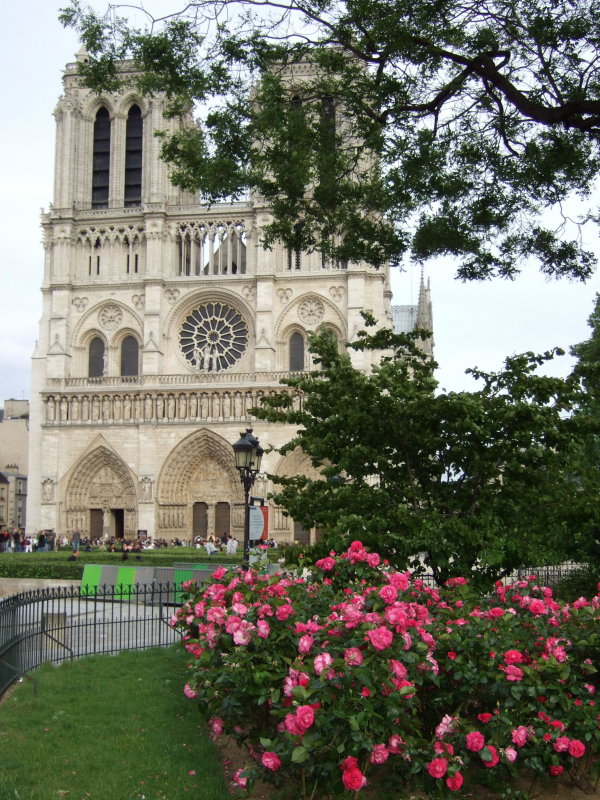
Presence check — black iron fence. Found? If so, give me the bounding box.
[0,583,182,698]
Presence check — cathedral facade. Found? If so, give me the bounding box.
[26,51,432,545]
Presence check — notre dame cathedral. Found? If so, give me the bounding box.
[26,49,432,545]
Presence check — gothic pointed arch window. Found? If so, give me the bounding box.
[125,105,143,207]
[120,336,139,376]
[92,107,111,209]
[289,331,305,372]
[88,337,105,378]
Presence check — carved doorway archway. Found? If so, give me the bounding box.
[157,428,243,541]
[64,445,137,539]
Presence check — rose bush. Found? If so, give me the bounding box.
[170,542,600,798]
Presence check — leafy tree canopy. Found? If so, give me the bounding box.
[254,320,600,588]
[61,0,600,279]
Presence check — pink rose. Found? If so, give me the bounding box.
[366,626,393,651]
[183,683,197,699]
[233,769,247,787]
[466,731,485,752]
[257,619,270,638]
[390,659,408,679]
[512,726,529,747]
[298,634,314,654]
[344,647,364,666]
[482,745,499,768]
[370,744,389,764]
[212,566,227,580]
[295,705,315,733]
[553,736,570,753]
[276,603,294,621]
[446,772,464,791]
[504,747,518,763]
[426,758,448,778]
[261,751,282,771]
[379,585,398,604]
[527,598,547,616]
[315,556,336,571]
[284,713,300,736]
[366,552,380,567]
[314,652,333,676]
[549,765,564,776]
[504,649,524,664]
[342,766,367,791]
[568,739,585,758]
[388,734,404,754]
[477,713,493,723]
[504,664,524,682]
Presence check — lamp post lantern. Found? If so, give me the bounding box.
[232,428,264,567]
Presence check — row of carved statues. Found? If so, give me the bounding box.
[44,388,301,423]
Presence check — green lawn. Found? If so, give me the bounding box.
[0,646,233,800]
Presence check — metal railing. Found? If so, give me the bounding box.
[0,583,182,697]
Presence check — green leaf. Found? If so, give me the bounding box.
[292,746,309,763]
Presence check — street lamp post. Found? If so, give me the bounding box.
[232,428,264,568]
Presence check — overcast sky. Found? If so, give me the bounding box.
[1,2,598,405]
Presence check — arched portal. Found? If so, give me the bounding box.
[157,428,244,540]
[63,445,138,539]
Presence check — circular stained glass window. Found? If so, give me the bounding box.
[179,302,248,372]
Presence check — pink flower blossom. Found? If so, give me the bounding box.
[446,772,464,791]
[256,619,270,638]
[183,683,197,699]
[527,598,547,616]
[390,659,408,679]
[435,715,457,738]
[261,751,282,771]
[298,634,314,654]
[388,734,404,753]
[477,713,493,723]
[504,649,524,664]
[426,758,448,778]
[503,664,524,682]
[315,556,336,571]
[549,765,564,776]
[314,652,333,676]
[504,747,518,763]
[344,647,364,666]
[212,566,228,580]
[481,745,499,768]
[366,553,380,567]
[466,731,485,752]
[379,585,398,604]
[209,716,224,738]
[366,626,393,650]
[370,744,390,764]
[275,603,294,621]
[295,705,315,733]
[342,765,367,791]
[511,726,529,747]
[233,769,247,787]
[568,739,586,758]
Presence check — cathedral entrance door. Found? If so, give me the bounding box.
[90,509,103,539]
[112,509,125,540]
[193,502,208,538]
[215,502,230,539]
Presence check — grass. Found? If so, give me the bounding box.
[0,646,233,800]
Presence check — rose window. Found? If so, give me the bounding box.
[179,302,248,372]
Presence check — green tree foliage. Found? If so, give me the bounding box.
[61,0,600,279]
[569,294,600,568]
[254,321,600,587]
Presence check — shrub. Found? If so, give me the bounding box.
[553,564,600,603]
[172,543,600,799]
